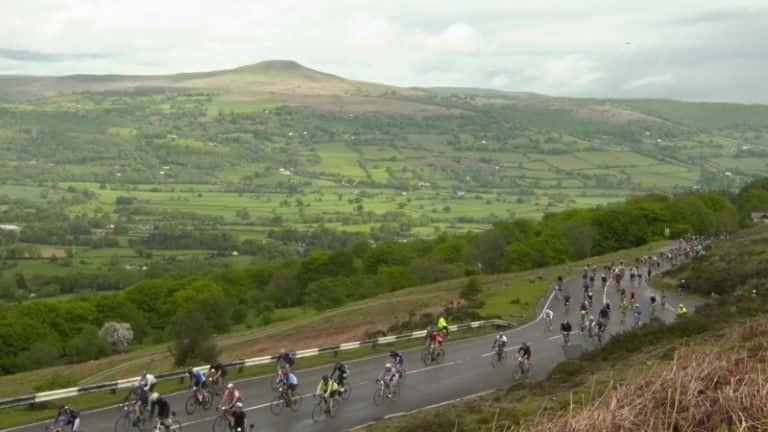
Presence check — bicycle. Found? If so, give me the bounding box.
[151,412,182,432]
[311,394,337,423]
[562,331,571,346]
[544,315,553,332]
[43,421,67,432]
[268,386,302,416]
[114,401,147,432]
[490,346,506,368]
[421,344,445,366]
[212,408,237,432]
[185,387,213,415]
[517,356,531,379]
[335,379,352,401]
[372,379,399,406]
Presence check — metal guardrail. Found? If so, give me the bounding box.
[0,319,510,409]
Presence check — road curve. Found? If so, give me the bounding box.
[9,257,695,432]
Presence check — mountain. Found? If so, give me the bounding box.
[0,60,423,101]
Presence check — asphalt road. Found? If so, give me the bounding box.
[10,258,695,432]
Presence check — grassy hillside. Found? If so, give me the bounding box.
[365,225,768,432]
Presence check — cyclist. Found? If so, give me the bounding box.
[579,308,588,331]
[676,304,689,317]
[543,308,554,330]
[629,289,637,304]
[232,402,247,432]
[134,371,157,418]
[598,305,609,323]
[619,299,630,321]
[660,291,667,308]
[491,332,508,359]
[315,375,340,414]
[600,273,608,287]
[377,363,399,398]
[517,342,532,375]
[586,315,596,338]
[428,326,443,355]
[209,361,227,387]
[330,361,351,391]
[649,295,657,315]
[437,316,449,336]
[389,351,405,377]
[53,405,80,432]
[595,319,606,342]
[187,368,207,402]
[220,383,243,427]
[632,303,642,326]
[560,320,572,345]
[556,275,564,290]
[563,293,571,311]
[277,349,296,372]
[586,291,594,308]
[278,369,299,406]
[148,392,172,432]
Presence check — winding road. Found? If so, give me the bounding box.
[9,256,695,432]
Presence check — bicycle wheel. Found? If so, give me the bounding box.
[185,395,198,416]
[269,396,285,416]
[421,349,431,366]
[170,419,184,432]
[201,390,214,410]
[289,393,302,412]
[490,354,499,368]
[269,375,281,393]
[311,401,326,423]
[340,385,352,401]
[372,387,384,406]
[114,414,131,432]
[435,348,445,363]
[390,384,401,400]
[212,415,229,432]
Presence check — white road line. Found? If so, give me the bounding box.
[481,345,520,358]
[408,361,460,374]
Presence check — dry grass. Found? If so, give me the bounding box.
[518,322,768,432]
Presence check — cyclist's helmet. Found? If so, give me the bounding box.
[227,383,234,390]
[150,392,160,402]
[322,375,330,382]
[385,363,393,369]
[590,315,595,320]
[187,368,193,374]
[235,402,243,410]
[498,332,504,337]
[389,351,396,357]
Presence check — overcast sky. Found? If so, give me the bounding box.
[1,0,766,103]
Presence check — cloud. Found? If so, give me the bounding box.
[624,74,674,89]
[0,48,109,63]
[0,0,766,103]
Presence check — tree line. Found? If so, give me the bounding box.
[1,179,767,373]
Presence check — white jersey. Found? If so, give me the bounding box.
[543,309,554,320]
[139,374,157,390]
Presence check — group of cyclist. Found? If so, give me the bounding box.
[491,332,532,374]
[557,236,708,346]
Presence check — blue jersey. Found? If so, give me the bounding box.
[190,369,206,387]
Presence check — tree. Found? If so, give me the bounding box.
[460,277,482,303]
[99,322,134,351]
[169,307,220,366]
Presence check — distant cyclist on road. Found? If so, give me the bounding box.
[330,361,351,391]
[389,351,405,377]
[437,316,449,335]
[676,304,689,317]
[277,349,296,372]
[560,320,573,345]
[209,361,227,387]
[187,368,207,403]
[543,308,554,330]
[53,405,80,432]
[492,332,508,357]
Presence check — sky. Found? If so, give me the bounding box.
[1,0,767,103]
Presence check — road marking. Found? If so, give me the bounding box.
[481,345,520,358]
[346,388,499,431]
[409,361,460,374]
